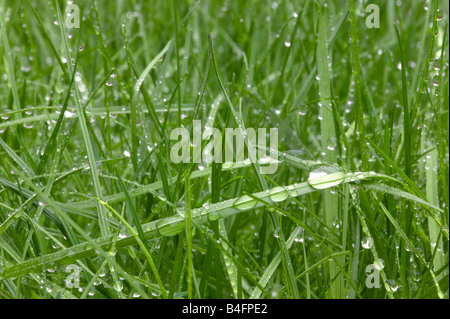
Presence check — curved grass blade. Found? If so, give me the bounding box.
[1,170,442,280]
[250,226,301,299]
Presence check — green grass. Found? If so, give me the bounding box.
[0,0,448,299]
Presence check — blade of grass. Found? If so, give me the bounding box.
[316,1,341,298]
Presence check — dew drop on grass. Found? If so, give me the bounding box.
[207,211,222,221]
[269,186,289,202]
[233,195,257,210]
[308,169,327,180]
[64,110,75,118]
[1,111,11,120]
[374,258,385,271]
[326,137,337,151]
[114,281,123,292]
[273,227,280,238]
[294,228,304,243]
[298,105,307,116]
[433,59,441,70]
[308,169,344,190]
[361,237,373,249]
[387,280,399,292]
[156,219,185,236]
[432,75,439,86]
[286,185,298,197]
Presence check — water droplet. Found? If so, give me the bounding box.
[114,281,123,292]
[64,110,75,118]
[273,227,280,238]
[387,280,399,292]
[1,110,11,120]
[294,228,304,243]
[374,258,385,271]
[432,75,439,86]
[361,237,373,249]
[298,105,307,116]
[433,59,441,71]
[308,169,344,190]
[269,186,289,202]
[207,212,222,221]
[326,137,337,151]
[156,219,184,236]
[118,232,127,239]
[233,195,257,210]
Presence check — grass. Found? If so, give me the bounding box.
[0,0,448,299]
